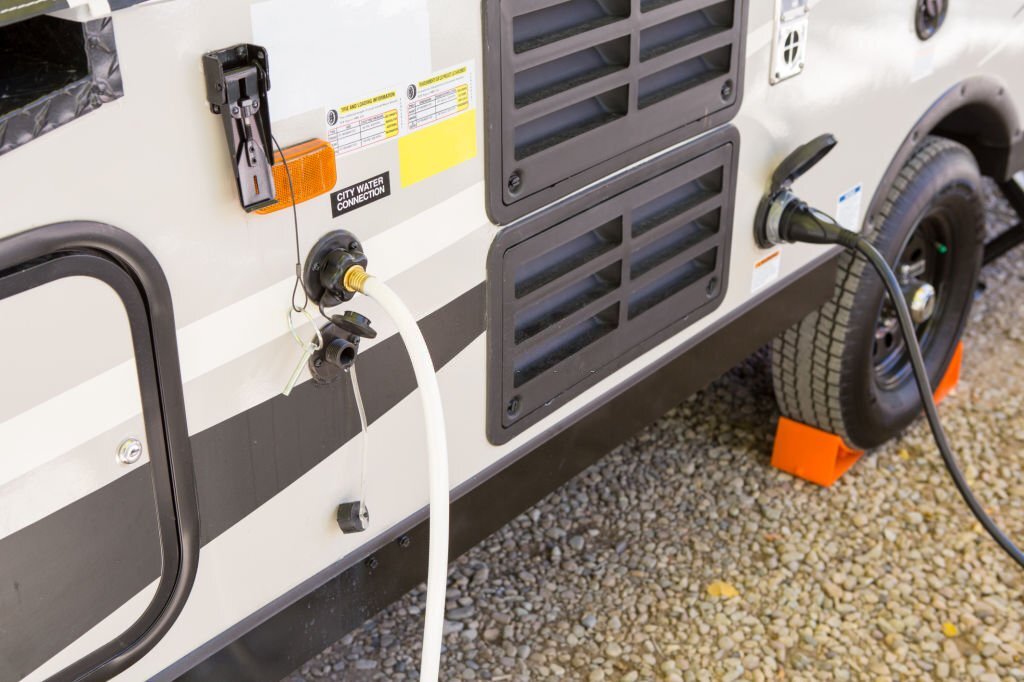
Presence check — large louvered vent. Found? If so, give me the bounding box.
[487,128,737,443]
[483,0,747,223]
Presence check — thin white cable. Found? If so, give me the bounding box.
[349,365,369,501]
[360,275,450,682]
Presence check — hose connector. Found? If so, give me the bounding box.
[344,265,370,294]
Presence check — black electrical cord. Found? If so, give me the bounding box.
[792,210,1024,569]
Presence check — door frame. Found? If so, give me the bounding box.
[0,221,198,682]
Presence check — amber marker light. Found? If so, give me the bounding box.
[255,139,337,215]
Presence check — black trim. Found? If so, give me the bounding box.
[0,222,198,682]
[0,17,124,157]
[864,75,1024,234]
[169,252,840,682]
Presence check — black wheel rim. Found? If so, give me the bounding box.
[872,206,954,388]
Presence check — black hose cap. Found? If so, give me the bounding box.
[337,501,369,533]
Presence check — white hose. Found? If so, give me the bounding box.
[361,275,450,682]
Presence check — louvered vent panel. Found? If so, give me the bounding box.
[487,129,737,443]
[484,0,747,223]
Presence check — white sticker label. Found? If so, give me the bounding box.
[752,250,782,293]
[327,90,401,156]
[251,0,431,122]
[404,64,474,132]
[326,62,476,157]
[836,184,864,231]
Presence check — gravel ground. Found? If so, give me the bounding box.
[288,183,1024,681]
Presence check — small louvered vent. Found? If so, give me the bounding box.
[483,0,747,223]
[487,128,737,443]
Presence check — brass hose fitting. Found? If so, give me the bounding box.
[344,265,370,294]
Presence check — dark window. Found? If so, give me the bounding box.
[0,15,123,156]
[0,16,90,116]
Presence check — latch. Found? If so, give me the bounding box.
[202,44,276,212]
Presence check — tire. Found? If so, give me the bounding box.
[771,136,985,450]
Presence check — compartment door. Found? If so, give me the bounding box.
[0,230,197,682]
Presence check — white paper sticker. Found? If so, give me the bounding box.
[326,62,476,157]
[910,42,936,83]
[752,250,782,293]
[404,64,474,132]
[836,184,864,231]
[251,0,431,122]
[326,90,401,156]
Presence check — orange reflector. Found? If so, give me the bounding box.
[255,139,337,215]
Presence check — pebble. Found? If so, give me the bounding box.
[291,186,1024,682]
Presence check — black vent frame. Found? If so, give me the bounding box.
[483,0,747,224]
[487,126,738,443]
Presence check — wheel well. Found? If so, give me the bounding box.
[932,100,1022,180]
[865,76,1024,232]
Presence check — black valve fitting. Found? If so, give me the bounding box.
[308,310,377,385]
[302,230,367,306]
[324,337,358,370]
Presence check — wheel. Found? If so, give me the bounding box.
[771,136,985,450]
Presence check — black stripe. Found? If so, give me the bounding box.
[0,467,161,681]
[0,283,485,678]
[192,283,486,545]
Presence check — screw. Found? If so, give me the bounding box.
[313,358,323,368]
[706,277,719,297]
[117,438,143,465]
[720,80,734,100]
[365,556,379,570]
[397,535,412,548]
[506,396,521,418]
[507,172,522,195]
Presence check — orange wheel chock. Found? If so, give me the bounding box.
[771,341,964,487]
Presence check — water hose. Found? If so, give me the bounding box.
[345,266,451,680]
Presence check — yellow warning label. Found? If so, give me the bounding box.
[399,109,477,187]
